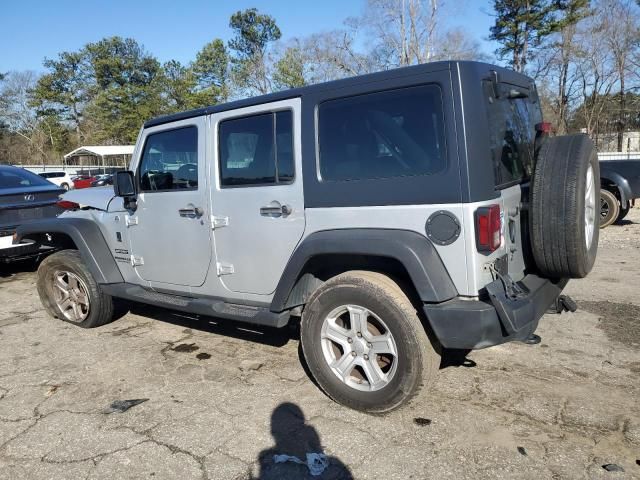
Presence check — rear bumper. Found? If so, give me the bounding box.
[0,230,54,262]
[424,274,567,350]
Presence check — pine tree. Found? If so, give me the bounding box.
[490,0,557,72]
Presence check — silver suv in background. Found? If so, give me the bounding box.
[17,61,599,413]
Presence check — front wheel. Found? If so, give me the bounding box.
[37,250,115,328]
[600,189,620,228]
[300,271,440,413]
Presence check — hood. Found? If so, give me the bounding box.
[62,186,116,211]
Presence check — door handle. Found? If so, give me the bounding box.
[179,205,204,218]
[260,203,292,217]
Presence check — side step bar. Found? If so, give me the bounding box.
[102,283,290,328]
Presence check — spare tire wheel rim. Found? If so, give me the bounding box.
[52,270,90,322]
[600,196,611,220]
[585,165,596,249]
[320,304,398,392]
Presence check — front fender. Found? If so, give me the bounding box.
[600,169,632,205]
[270,229,458,312]
[16,218,124,284]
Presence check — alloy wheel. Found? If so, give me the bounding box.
[320,304,398,392]
[52,270,90,323]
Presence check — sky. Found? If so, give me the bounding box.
[1,0,497,73]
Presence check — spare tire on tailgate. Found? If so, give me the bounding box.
[530,134,599,278]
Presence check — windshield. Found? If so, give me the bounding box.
[0,168,53,189]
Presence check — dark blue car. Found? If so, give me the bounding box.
[0,165,63,262]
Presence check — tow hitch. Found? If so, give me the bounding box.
[548,295,577,314]
[522,295,577,346]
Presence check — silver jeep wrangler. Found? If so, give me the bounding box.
[18,61,599,413]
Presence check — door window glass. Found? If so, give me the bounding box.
[139,126,198,192]
[218,110,294,187]
[318,85,447,181]
[0,169,50,188]
[483,81,542,188]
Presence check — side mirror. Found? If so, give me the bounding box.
[113,171,136,197]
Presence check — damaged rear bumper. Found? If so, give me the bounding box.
[423,274,567,350]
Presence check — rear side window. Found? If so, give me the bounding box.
[0,169,50,188]
[483,81,542,188]
[139,126,198,192]
[318,85,447,181]
[218,110,294,187]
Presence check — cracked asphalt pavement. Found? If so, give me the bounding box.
[0,209,639,479]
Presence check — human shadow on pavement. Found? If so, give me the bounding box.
[253,402,353,480]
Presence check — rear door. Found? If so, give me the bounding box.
[127,117,212,287]
[210,98,305,295]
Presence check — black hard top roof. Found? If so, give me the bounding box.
[144,61,527,128]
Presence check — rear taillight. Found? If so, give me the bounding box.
[535,122,553,135]
[475,205,501,253]
[56,200,80,210]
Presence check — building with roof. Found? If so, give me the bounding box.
[63,145,134,173]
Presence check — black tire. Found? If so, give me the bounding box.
[615,200,630,224]
[530,134,599,278]
[599,189,620,228]
[60,183,69,191]
[300,271,439,413]
[37,249,115,328]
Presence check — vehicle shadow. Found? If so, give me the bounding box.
[0,259,39,279]
[126,302,299,348]
[252,402,353,480]
[439,349,477,369]
[615,219,636,226]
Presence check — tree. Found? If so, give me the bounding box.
[31,51,91,142]
[273,46,306,90]
[490,0,558,72]
[191,39,230,104]
[572,10,619,144]
[598,0,640,150]
[532,0,591,133]
[228,8,281,95]
[356,0,483,68]
[432,28,486,61]
[83,37,165,143]
[160,60,197,112]
[0,71,73,164]
[359,0,440,67]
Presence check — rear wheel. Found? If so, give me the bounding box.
[599,189,620,228]
[300,271,439,413]
[60,183,70,191]
[37,250,115,328]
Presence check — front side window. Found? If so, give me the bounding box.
[318,85,447,181]
[139,126,198,192]
[218,110,294,187]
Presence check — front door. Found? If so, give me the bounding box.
[128,117,212,287]
[211,99,305,295]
